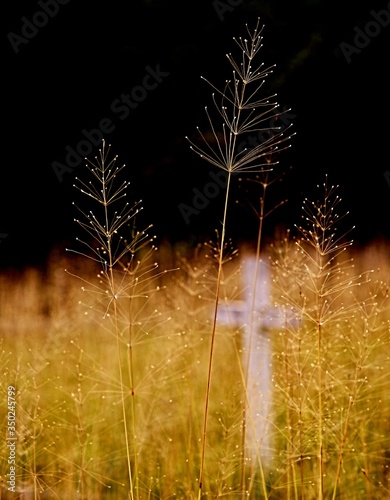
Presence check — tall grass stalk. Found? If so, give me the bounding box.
[271,177,385,498]
[239,166,288,497]
[66,140,165,499]
[187,18,293,496]
[294,179,356,498]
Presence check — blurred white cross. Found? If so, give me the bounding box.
[217,255,296,466]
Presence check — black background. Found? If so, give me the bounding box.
[2,0,390,269]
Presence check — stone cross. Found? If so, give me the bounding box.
[217,255,296,466]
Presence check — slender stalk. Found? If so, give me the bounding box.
[100,150,134,498]
[331,395,353,500]
[198,171,231,499]
[315,226,324,500]
[188,20,294,496]
[282,326,292,500]
[240,167,287,497]
[32,393,39,500]
[317,322,323,500]
[298,334,305,500]
[127,292,139,498]
[114,298,134,499]
[231,315,268,500]
[332,314,371,499]
[240,181,266,499]
[69,140,162,498]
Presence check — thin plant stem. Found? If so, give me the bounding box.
[240,180,266,499]
[109,252,134,500]
[32,392,39,500]
[298,333,305,500]
[127,291,139,498]
[98,153,134,499]
[331,395,353,500]
[189,20,294,497]
[198,170,231,499]
[317,322,323,500]
[315,226,325,500]
[240,167,287,497]
[282,324,292,500]
[231,315,268,500]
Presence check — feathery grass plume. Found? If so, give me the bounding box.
[186,17,294,497]
[66,139,172,499]
[270,176,390,499]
